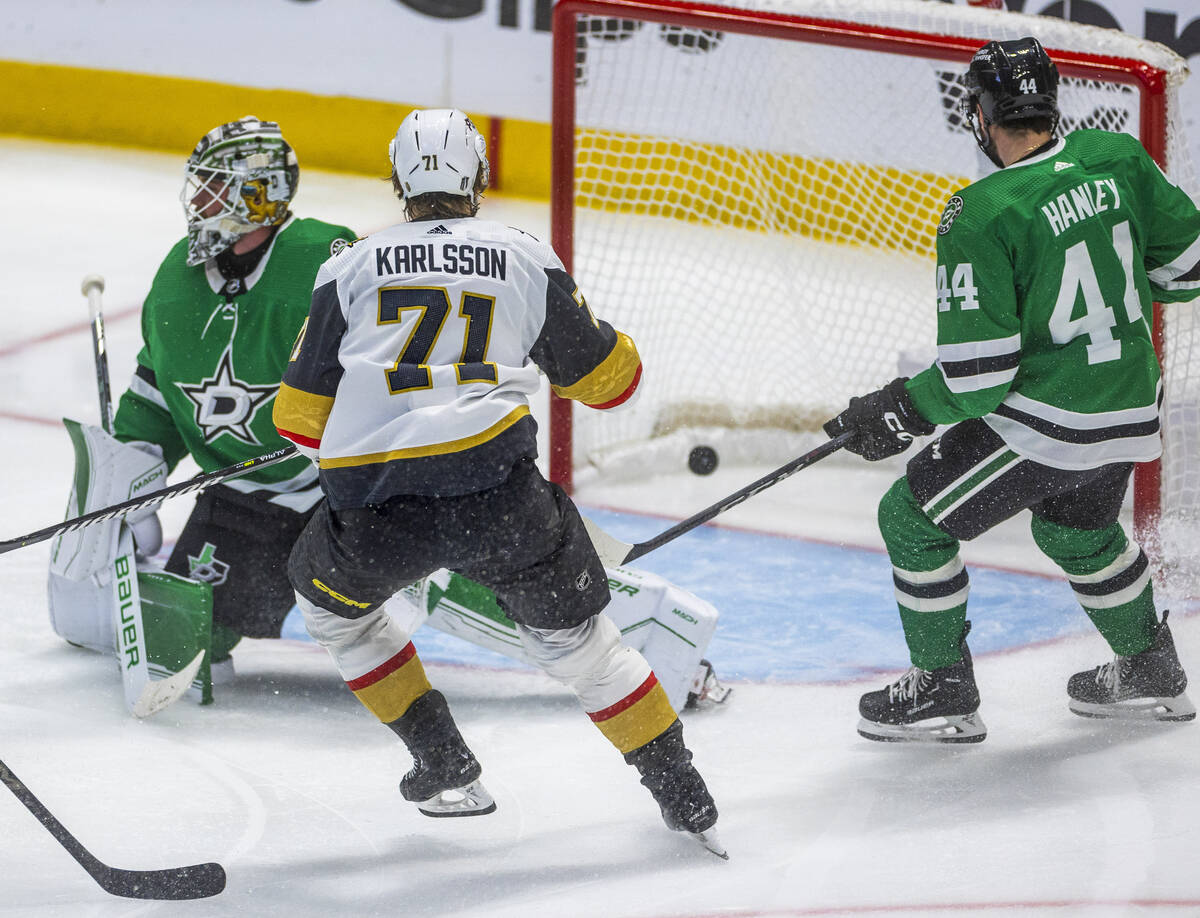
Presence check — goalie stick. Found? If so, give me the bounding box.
[1,446,298,555]
[0,757,226,900]
[583,432,853,568]
[82,274,114,434]
[78,273,204,719]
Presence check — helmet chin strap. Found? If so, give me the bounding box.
[970,110,1007,169]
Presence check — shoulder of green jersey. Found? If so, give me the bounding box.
[937,194,965,235]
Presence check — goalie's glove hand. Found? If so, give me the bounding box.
[822,377,935,461]
[127,505,163,559]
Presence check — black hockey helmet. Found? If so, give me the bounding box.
[963,37,1060,166]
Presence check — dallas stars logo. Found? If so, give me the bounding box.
[177,346,277,445]
[188,542,229,585]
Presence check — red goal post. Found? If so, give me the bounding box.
[549,0,1196,581]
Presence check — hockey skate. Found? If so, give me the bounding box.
[625,720,726,859]
[857,621,987,744]
[393,690,496,817]
[685,659,733,710]
[1067,612,1196,722]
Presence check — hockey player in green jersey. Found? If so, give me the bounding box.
[823,37,1199,743]
[48,116,356,705]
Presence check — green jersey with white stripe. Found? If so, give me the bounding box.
[907,129,1200,471]
[113,216,355,507]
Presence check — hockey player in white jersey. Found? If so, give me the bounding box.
[274,109,724,855]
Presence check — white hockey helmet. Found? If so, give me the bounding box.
[181,116,299,265]
[388,108,490,200]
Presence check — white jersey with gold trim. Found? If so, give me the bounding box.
[275,216,641,507]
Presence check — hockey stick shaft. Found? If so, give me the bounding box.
[82,274,114,434]
[0,757,226,900]
[587,432,853,568]
[0,446,298,555]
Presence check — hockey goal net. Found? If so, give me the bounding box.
[550,0,1200,592]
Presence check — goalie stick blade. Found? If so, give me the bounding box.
[96,861,227,900]
[130,649,206,719]
[581,515,633,569]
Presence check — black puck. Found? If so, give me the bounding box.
[688,445,719,475]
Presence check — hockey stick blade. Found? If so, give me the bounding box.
[0,446,298,555]
[0,758,227,900]
[89,861,227,900]
[130,649,206,719]
[586,433,852,567]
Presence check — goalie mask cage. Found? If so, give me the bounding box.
[550,0,1200,596]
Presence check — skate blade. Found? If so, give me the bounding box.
[857,712,987,744]
[1069,693,1197,723]
[415,779,497,818]
[687,827,729,860]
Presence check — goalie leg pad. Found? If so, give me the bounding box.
[48,419,167,582]
[47,570,117,654]
[419,570,527,658]
[80,527,215,716]
[138,568,215,705]
[49,554,213,696]
[47,420,167,651]
[601,566,720,711]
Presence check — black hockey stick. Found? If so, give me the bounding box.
[584,432,853,568]
[82,274,115,434]
[0,446,298,555]
[0,758,226,900]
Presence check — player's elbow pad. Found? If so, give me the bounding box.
[551,331,642,411]
[588,361,643,413]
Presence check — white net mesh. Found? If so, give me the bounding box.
[559,0,1198,594]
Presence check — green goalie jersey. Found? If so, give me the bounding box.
[907,129,1200,471]
[114,216,355,507]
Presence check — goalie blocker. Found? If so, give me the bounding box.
[48,420,218,714]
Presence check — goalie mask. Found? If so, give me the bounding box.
[182,116,299,265]
[388,108,490,201]
[962,37,1060,169]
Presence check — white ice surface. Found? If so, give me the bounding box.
[1,138,1199,917]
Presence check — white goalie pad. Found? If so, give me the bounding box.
[48,419,166,653]
[48,419,167,582]
[603,566,719,711]
[51,526,214,716]
[46,420,214,715]
[406,565,719,711]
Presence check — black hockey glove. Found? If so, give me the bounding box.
[822,377,935,461]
